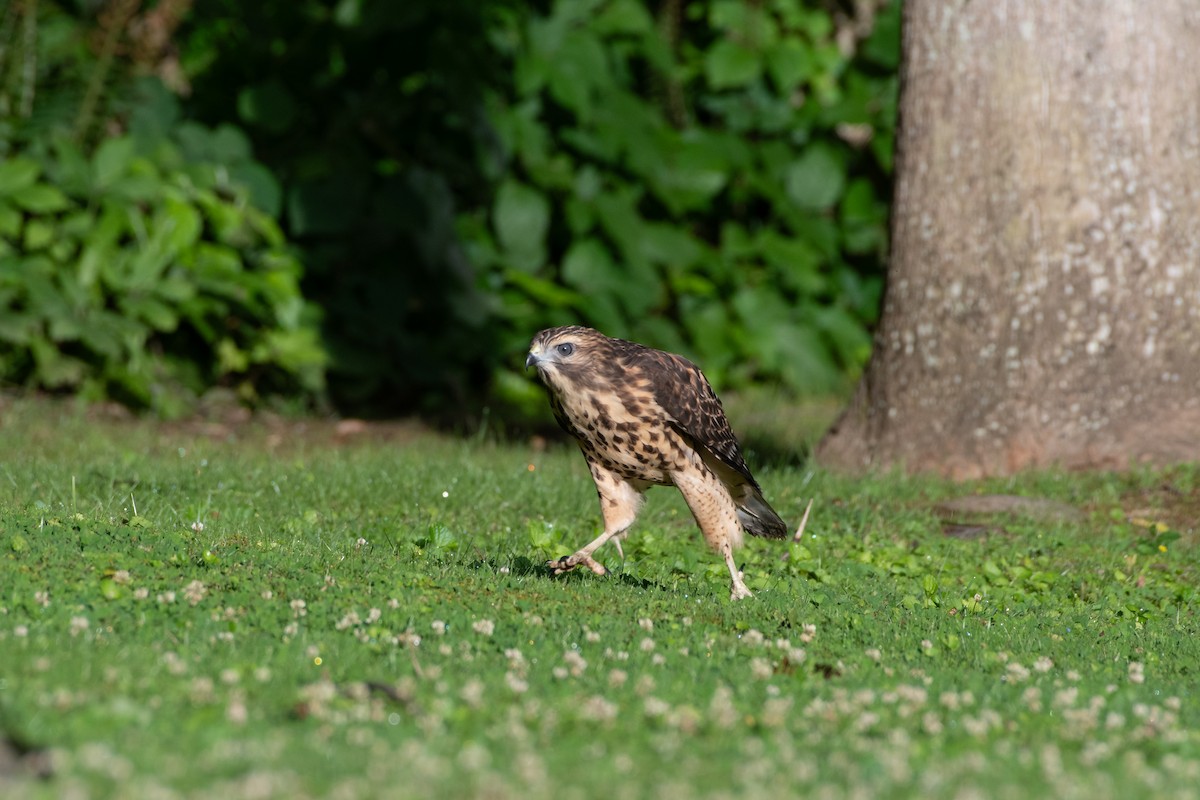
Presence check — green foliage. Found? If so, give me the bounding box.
[476,0,900,411]
[0,4,325,413]
[176,0,899,418]
[0,130,325,412]
[2,1,901,417]
[178,0,521,416]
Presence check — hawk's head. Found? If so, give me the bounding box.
[526,326,609,391]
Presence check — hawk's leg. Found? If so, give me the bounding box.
[671,467,754,601]
[549,467,644,577]
[723,543,754,601]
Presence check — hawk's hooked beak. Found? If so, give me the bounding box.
[525,345,543,370]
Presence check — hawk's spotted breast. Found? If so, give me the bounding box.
[526,326,788,600]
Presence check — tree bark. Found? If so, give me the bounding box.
[817,0,1200,478]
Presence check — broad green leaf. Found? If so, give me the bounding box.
[126,238,173,289]
[759,231,823,294]
[593,189,646,261]
[638,223,705,268]
[861,0,902,69]
[872,128,896,174]
[217,338,250,374]
[192,242,243,279]
[560,238,619,294]
[93,137,136,188]
[50,137,94,193]
[704,40,761,90]
[564,197,595,236]
[78,310,129,358]
[840,178,882,222]
[158,198,203,256]
[0,202,22,240]
[680,299,734,378]
[30,337,86,387]
[732,285,791,343]
[125,76,183,141]
[841,178,887,255]
[592,0,653,34]
[719,222,756,260]
[557,238,637,332]
[815,305,872,367]
[155,274,196,304]
[121,295,180,332]
[0,158,40,194]
[210,124,253,163]
[774,320,842,392]
[77,244,108,290]
[546,30,608,118]
[514,53,549,98]
[203,198,249,245]
[49,239,75,264]
[259,328,328,376]
[576,293,626,336]
[0,311,36,345]
[505,269,581,307]
[798,7,834,39]
[23,220,56,251]
[710,0,752,29]
[108,172,165,204]
[11,184,72,214]
[59,210,96,240]
[493,180,549,273]
[651,136,731,213]
[791,215,841,259]
[766,39,814,93]
[784,143,845,210]
[231,162,283,217]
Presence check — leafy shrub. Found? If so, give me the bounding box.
[2,0,899,418]
[0,5,325,414]
[475,0,900,415]
[177,0,899,419]
[0,125,325,413]
[178,0,519,416]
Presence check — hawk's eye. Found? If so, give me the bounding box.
[556,342,575,357]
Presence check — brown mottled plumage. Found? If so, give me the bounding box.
[526,326,787,600]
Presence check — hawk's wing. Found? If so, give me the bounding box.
[628,347,758,488]
[623,344,787,539]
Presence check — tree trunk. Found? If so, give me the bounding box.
[817,0,1200,479]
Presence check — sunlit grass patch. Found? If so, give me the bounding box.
[0,398,1198,798]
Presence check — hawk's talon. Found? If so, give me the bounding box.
[730,581,754,601]
[548,554,608,576]
[547,556,576,575]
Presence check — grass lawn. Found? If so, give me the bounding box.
[1,396,1198,798]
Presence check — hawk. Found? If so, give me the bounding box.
[525,326,787,600]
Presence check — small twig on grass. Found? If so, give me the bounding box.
[792,499,814,542]
[409,650,426,680]
[361,681,421,715]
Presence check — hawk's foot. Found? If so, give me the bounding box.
[548,553,608,576]
[729,570,753,601]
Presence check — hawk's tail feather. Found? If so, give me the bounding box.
[737,489,788,539]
